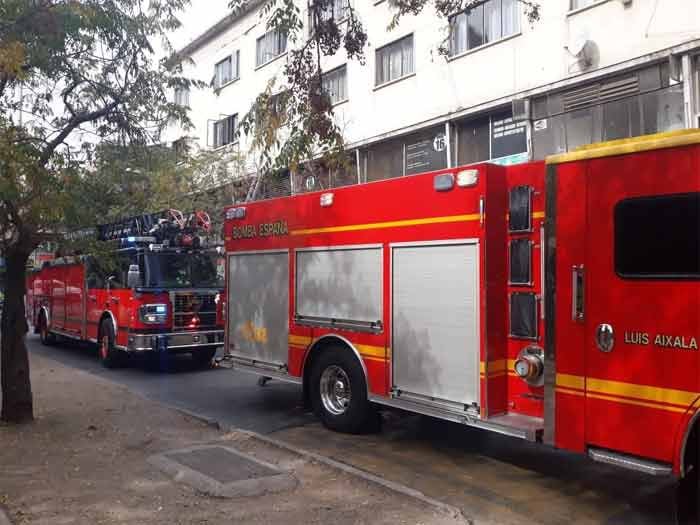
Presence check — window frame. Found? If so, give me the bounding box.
[256,29,288,69]
[212,113,238,149]
[322,64,349,105]
[374,33,415,88]
[568,0,611,14]
[173,137,189,163]
[614,192,700,280]
[174,86,190,107]
[310,0,349,30]
[214,56,234,88]
[447,0,521,59]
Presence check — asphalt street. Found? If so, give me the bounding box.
[26,334,681,524]
[26,334,313,434]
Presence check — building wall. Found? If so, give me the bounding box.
[167,0,700,183]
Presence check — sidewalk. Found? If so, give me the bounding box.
[0,352,465,525]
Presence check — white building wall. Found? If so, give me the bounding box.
[167,0,700,172]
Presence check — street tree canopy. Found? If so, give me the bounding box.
[230,0,540,179]
[0,0,198,423]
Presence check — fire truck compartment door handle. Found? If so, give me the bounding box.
[596,323,615,353]
[110,297,119,304]
[479,196,484,226]
[88,295,97,302]
[571,265,584,321]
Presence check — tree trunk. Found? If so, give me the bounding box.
[1,245,34,423]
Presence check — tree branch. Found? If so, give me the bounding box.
[39,99,121,167]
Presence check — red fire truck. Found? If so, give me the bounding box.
[221,130,699,503]
[27,210,225,368]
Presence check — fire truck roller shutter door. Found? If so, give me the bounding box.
[391,240,481,411]
[295,246,382,329]
[227,251,289,368]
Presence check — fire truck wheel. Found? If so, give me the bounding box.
[310,346,378,434]
[38,313,55,346]
[98,319,126,369]
[676,423,700,524]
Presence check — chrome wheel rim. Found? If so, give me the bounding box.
[320,365,351,416]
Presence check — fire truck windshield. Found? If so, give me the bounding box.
[143,252,223,289]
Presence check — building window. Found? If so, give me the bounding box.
[309,0,348,35]
[615,193,699,279]
[570,0,599,10]
[320,0,348,23]
[213,114,238,148]
[449,0,519,57]
[375,34,414,86]
[173,138,189,162]
[455,110,528,165]
[256,30,287,68]
[362,126,447,182]
[322,65,347,105]
[214,51,239,88]
[174,87,190,107]
[532,64,686,160]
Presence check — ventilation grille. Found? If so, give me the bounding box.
[562,75,640,113]
[599,76,640,103]
[257,171,292,200]
[173,292,218,331]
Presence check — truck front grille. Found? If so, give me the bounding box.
[172,292,217,331]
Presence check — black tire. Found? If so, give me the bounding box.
[98,319,126,369]
[310,345,378,434]
[38,313,56,346]
[191,347,217,369]
[677,424,700,525]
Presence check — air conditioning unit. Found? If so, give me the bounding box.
[511,99,531,122]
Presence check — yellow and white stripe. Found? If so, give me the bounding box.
[288,334,388,362]
[290,213,481,236]
[556,373,700,414]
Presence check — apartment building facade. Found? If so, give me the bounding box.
[167,0,700,195]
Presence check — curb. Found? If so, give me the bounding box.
[169,405,470,522]
[243,429,471,523]
[29,351,469,523]
[171,405,223,430]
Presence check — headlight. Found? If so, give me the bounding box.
[139,303,168,324]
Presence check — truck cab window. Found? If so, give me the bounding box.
[615,192,700,279]
[143,252,223,288]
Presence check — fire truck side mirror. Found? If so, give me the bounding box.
[127,264,142,289]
